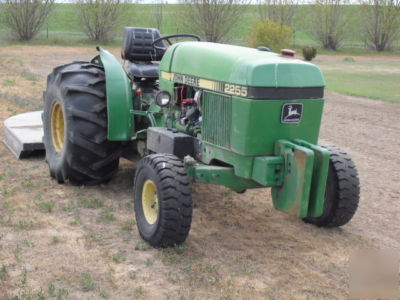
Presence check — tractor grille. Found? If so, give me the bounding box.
[202,91,232,149]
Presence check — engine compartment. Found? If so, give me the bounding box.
[174,84,202,136]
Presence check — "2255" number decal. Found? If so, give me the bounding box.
[224,84,248,97]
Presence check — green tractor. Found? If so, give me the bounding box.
[42,27,360,247]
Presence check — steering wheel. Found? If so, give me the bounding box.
[152,34,201,51]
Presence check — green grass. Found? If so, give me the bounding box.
[97,207,116,223]
[111,251,126,263]
[2,78,16,86]
[37,201,54,213]
[324,72,400,103]
[0,265,8,281]
[80,196,104,209]
[21,71,39,81]
[52,236,60,244]
[15,219,39,230]
[318,61,400,103]
[80,273,96,291]
[134,241,151,251]
[121,218,136,231]
[47,283,69,299]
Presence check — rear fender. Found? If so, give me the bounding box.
[91,47,133,141]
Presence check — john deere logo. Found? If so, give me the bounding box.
[281,103,303,124]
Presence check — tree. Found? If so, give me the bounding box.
[179,0,249,43]
[248,19,293,51]
[309,0,348,50]
[257,0,297,26]
[3,0,54,41]
[77,0,124,42]
[152,0,165,31]
[361,0,400,51]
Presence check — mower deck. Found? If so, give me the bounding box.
[3,111,44,158]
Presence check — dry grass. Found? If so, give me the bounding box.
[0,46,399,299]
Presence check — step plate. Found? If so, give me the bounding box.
[3,111,44,158]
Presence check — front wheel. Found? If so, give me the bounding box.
[134,154,193,247]
[303,146,360,227]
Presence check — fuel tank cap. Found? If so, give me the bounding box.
[280,49,296,58]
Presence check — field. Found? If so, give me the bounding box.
[315,57,400,103]
[0,3,399,53]
[0,46,399,299]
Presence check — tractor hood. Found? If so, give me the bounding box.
[159,42,325,88]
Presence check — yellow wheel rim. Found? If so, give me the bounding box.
[50,102,65,152]
[142,179,159,224]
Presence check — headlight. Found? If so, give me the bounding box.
[155,90,171,107]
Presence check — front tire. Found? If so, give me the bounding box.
[134,154,193,247]
[43,62,121,185]
[303,146,360,227]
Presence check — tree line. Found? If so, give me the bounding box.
[252,0,400,51]
[1,0,399,51]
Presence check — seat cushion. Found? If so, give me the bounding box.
[129,62,159,79]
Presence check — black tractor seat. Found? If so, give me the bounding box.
[129,62,159,79]
[122,27,165,80]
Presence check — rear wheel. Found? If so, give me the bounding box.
[43,61,121,185]
[303,146,360,227]
[134,154,192,247]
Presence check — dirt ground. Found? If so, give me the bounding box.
[0,46,399,299]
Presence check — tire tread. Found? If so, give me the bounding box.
[134,154,193,247]
[303,145,360,227]
[43,62,120,185]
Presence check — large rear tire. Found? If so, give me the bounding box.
[303,146,360,227]
[134,154,193,247]
[43,62,121,185]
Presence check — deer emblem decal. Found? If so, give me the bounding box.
[287,105,300,117]
[281,103,303,124]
